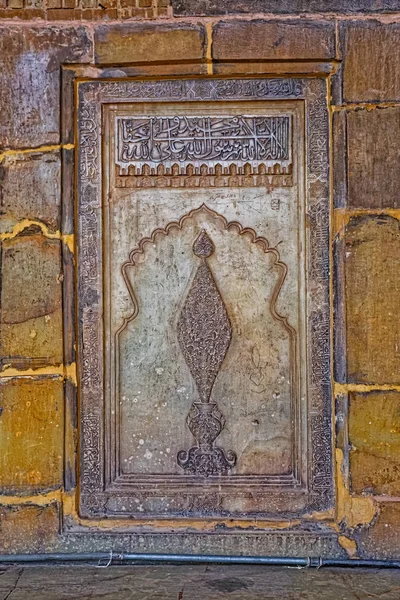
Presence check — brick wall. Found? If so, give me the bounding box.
[1,1,400,559]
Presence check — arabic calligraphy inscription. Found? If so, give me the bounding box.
[116,115,292,187]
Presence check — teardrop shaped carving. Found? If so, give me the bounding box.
[177,230,236,476]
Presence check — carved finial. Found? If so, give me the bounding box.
[177,231,236,476]
[193,230,214,258]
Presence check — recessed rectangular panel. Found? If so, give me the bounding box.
[77,78,332,521]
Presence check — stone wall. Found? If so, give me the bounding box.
[1,1,400,559]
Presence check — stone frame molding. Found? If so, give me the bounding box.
[75,76,332,523]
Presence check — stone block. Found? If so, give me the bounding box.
[0,25,92,149]
[344,215,400,384]
[347,107,400,209]
[3,8,47,17]
[25,0,45,7]
[46,7,82,17]
[173,0,400,16]
[212,19,336,61]
[101,63,209,78]
[79,7,118,19]
[340,20,400,103]
[0,233,63,370]
[349,392,400,495]
[333,110,347,209]
[213,60,334,76]
[357,503,400,559]
[0,503,59,552]
[0,378,64,492]
[0,150,61,232]
[94,22,206,65]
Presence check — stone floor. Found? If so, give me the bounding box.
[0,565,400,599]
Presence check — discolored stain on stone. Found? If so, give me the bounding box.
[0,25,92,148]
[356,503,400,559]
[344,215,400,384]
[206,577,250,592]
[0,503,59,553]
[237,437,292,476]
[212,19,336,62]
[347,107,400,209]
[349,392,400,496]
[0,234,63,370]
[94,22,206,65]
[340,20,400,103]
[0,151,61,232]
[0,378,64,493]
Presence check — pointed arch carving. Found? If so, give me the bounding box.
[115,203,296,341]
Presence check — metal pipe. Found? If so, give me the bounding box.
[0,552,399,568]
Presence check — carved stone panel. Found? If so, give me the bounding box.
[77,78,332,521]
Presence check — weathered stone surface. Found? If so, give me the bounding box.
[0,503,59,553]
[0,377,64,492]
[333,234,346,383]
[173,0,400,15]
[2,565,400,598]
[0,25,92,148]
[347,107,400,209]
[345,215,400,384]
[357,503,400,559]
[94,23,206,65]
[212,19,336,61]
[0,0,169,19]
[0,233,63,370]
[340,20,400,103]
[332,110,347,209]
[0,566,22,592]
[349,392,400,495]
[213,61,335,76]
[330,62,343,106]
[0,151,61,232]
[101,63,209,78]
